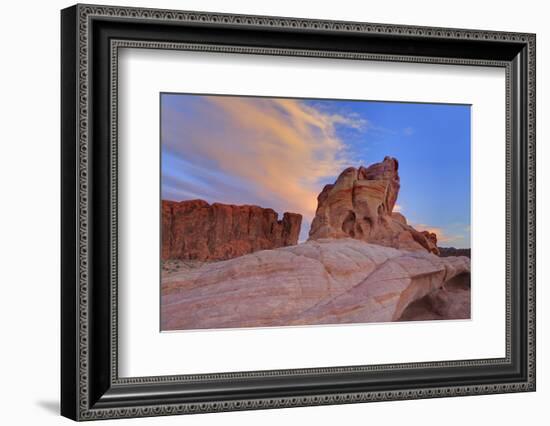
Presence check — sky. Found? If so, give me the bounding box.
[161,93,471,248]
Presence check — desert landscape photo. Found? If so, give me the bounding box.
[160,94,471,331]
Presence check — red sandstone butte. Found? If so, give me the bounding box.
[308,156,440,255]
[162,199,302,261]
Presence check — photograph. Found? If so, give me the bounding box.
[160,93,472,331]
[56,3,536,420]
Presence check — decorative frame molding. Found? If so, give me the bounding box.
[61,4,535,421]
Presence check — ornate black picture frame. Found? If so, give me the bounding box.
[61,4,536,421]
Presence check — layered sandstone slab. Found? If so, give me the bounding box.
[308,157,440,254]
[161,238,470,330]
[162,200,302,261]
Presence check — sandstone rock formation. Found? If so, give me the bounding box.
[308,157,440,255]
[398,272,471,321]
[162,200,302,261]
[161,238,470,330]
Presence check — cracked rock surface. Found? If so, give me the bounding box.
[161,238,470,331]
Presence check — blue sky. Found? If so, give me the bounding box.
[161,94,471,248]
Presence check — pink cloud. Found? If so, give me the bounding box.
[412,223,465,245]
[164,96,359,222]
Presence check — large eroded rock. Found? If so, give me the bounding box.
[161,238,470,330]
[308,157,439,254]
[162,200,302,261]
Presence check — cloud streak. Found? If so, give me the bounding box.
[162,95,357,224]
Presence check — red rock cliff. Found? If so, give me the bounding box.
[308,157,439,255]
[162,200,302,261]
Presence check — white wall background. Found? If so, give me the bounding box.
[0,0,546,424]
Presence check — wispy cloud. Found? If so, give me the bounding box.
[162,96,358,222]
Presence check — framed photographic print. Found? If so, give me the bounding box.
[61,4,536,421]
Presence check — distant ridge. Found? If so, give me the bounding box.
[438,247,471,258]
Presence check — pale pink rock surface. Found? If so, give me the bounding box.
[161,238,470,331]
